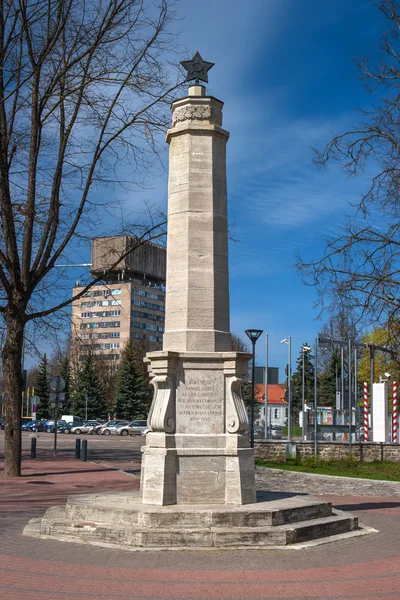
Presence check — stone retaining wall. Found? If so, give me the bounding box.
[254,440,400,462]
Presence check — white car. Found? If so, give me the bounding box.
[118,420,148,436]
[70,421,99,435]
[100,420,130,436]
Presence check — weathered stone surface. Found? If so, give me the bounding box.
[25,490,364,549]
[254,440,400,463]
[163,92,230,354]
[142,351,254,506]
[256,465,400,497]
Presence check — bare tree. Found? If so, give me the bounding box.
[0,0,182,476]
[296,0,400,332]
[231,333,250,353]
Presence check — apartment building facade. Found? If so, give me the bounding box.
[71,236,166,364]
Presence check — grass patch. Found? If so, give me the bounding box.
[282,425,302,437]
[255,456,400,481]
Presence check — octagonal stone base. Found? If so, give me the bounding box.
[23,490,368,550]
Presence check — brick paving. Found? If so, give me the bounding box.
[1,445,400,599]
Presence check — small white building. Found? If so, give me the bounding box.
[255,384,288,427]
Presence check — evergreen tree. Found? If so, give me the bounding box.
[71,354,107,420]
[291,343,314,422]
[115,340,149,420]
[318,348,340,407]
[59,356,71,414]
[35,354,51,420]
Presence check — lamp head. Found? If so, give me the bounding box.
[302,345,312,351]
[245,329,263,343]
[280,338,290,344]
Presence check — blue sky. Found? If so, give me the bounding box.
[165,0,385,376]
[33,0,387,376]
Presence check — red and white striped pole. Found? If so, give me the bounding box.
[393,381,398,443]
[363,382,369,442]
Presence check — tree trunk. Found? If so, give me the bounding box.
[3,314,24,477]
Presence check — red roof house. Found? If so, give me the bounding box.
[254,383,287,406]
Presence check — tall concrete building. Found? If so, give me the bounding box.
[71,236,166,364]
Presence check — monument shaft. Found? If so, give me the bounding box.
[163,85,231,353]
[141,84,255,506]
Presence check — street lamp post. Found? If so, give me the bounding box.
[302,345,311,441]
[314,338,318,456]
[264,333,269,439]
[245,329,263,449]
[281,337,292,441]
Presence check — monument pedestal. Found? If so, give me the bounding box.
[141,351,255,506]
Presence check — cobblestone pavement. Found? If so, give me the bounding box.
[1,445,400,599]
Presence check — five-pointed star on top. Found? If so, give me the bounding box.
[180,51,215,84]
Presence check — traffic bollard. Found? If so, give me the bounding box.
[81,439,87,462]
[75,438,81,460]
[31,437,37,459]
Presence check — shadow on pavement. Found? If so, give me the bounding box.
[334,501,400,511]
[256,490,308,501]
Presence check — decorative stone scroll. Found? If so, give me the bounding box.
[148,375,175,433]
[172,104,222,127]
[226,377,248,433]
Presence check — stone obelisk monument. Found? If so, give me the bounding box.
[25,54,362,549]
[141,52,256,505]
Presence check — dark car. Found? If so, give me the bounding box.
[45,420,68,433]
[0,418,4,430]
[57,421,83,434]
[32,420,48,432]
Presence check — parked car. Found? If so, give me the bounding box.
[45,420,68,433]
[33,420,48,432]
[0,418,4,430]
[70,421,99,435]
[61,415,84,424]
[21,419,48,432]
[270,425,284,440]
[118,420,148,437]
[253,426,265,439]
[91,420,122,435]
[100,420,130,436]
[58,420,84,434]
[141,426,151,436]
[21,420,35,432]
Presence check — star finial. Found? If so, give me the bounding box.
[180,51,215,84]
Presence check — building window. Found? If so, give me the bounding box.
[274,409,278,419]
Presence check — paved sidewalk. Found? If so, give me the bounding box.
[1,455,400,599]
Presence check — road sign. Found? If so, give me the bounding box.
[50,376,65,393]
[31,395,40,405]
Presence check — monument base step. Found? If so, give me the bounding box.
[23,490,372,550]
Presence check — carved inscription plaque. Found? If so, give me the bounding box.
[176,369,224,434]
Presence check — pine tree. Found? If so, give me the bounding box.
[291,343,314,422]
[115,339,149,420]
[59,356,71,414]
[71,354,107,420]
[318,349,340,407]
[35,354,51,420]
